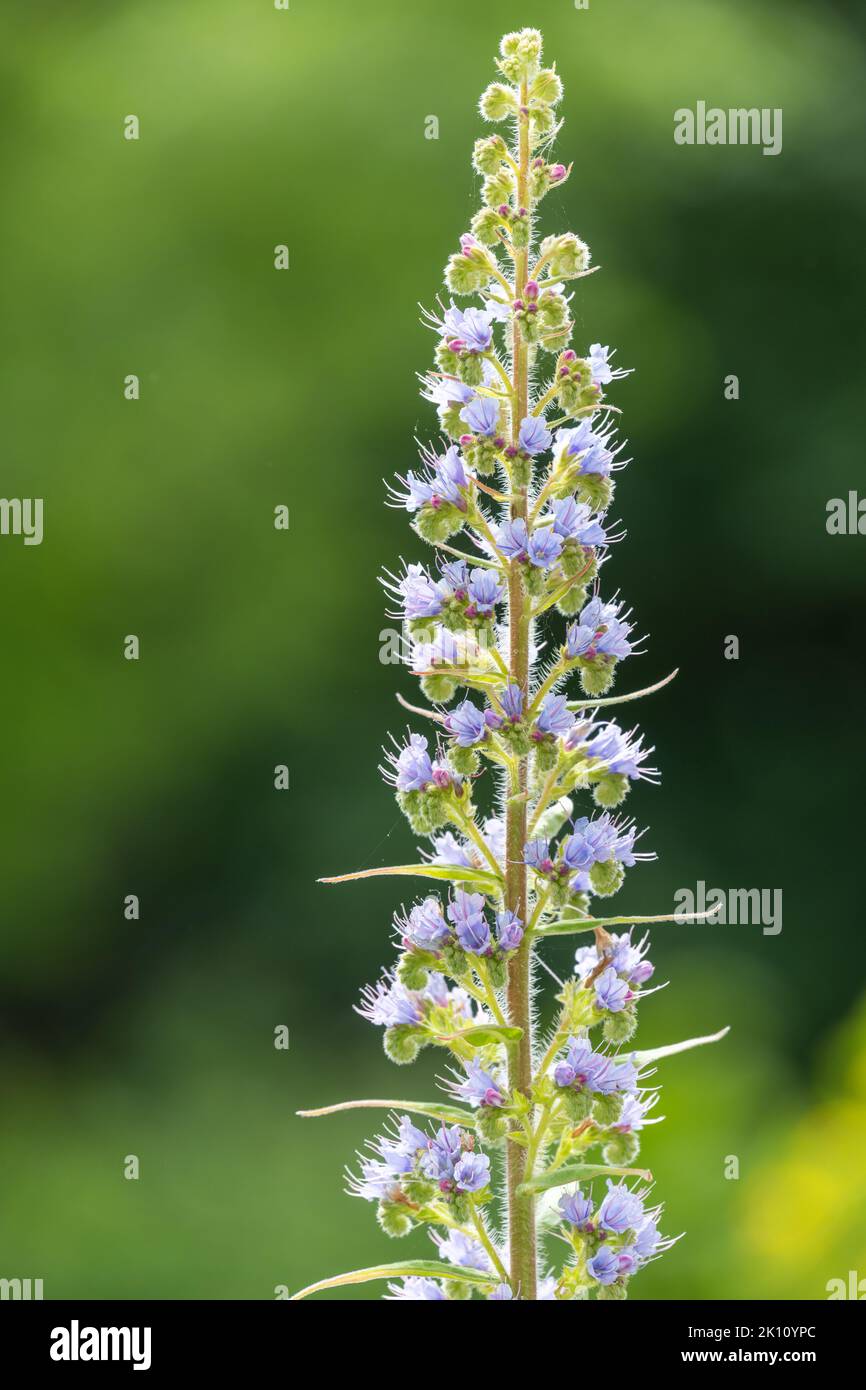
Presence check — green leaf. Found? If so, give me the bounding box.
[633,1026,730,1067]
[567,668,678,711]
[517,1161,653,1198]
[291,1259,499,1301]
[319,862,502,890]
[297,1098,477,1127]
[435,1023,523,1046]
[537,905,723,937]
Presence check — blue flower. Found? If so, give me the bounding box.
[594,965,632,1013]
[597,1181,646,1234]
[587,1246,619,1285]
[466,567,505,616]
[397,897,450,950]
[496,909,524,952]
[431,1228,491,1271]
[558,1188,594,1231]
[447,889,492,953]
[443,303,495,353]
[450,1060,507,1108]
[534,693,575,739]
[518,415,553,456]
[499,683,525,722]
[453,1151,491,1193]
[545,496,608,547]
[445,699,488,747]
[461,397,500,437]
[589,342,630,387]
[526,525,564,569]
[386,1277,448,1300]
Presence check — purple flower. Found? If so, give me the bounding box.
[496,909,524,952]
[554,420,618,477]
[597,1181,646,1234]
[384,732,434,791]
[431,1228,490,1271]
[534,693,575,739]
[466,567,505,616]
[499,683,525,722]
[594,965,632,1013]
[524,838,554,873]
[398,898,450,950]
[526,525,564,569]
[488,1284,514,1300]
[443,304,495,353]
[447,889,491,954]
[356,973,424,1028]
[565,621,595,658]
[518,415,553,456]
[589,342,629,386]
[559,1189,594,1231]
[587,1246,619,1285]
[567,720,659,785]
[451,1060,506,1108]
[579,595,635,658]
[395,563,445,621]
[444,699,488,747]
[461,397,500,437]
[495,517,530,561]
[545,497,608,547]
[453,1151,491,1194]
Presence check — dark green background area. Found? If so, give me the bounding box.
[1,0,864,1299]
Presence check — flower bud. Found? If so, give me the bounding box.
[533,738,559,773]
[560,1088,593,1121]
[603,1130,640,1165]
[589,856,626,897]
[497,28,543,83]
[597,1281,628,1301]
[396,950,433,991]
[531,68,563,105]
[540,231,591,279]
[555,584,589,617]
[473,134,508,175]
[578,656,616,697]
[470,206,505,246]
[383,1024,424,1065]
[377,1199,414,1238]
[593,1092,624,1126]
[603,1004,637,1044]
[510,208,531,249]
[476,1107,510,1143]
[482,169,514,207]
[445,252,490,295]
[593,773,630,808]
[479,82,518,122]
[420,673,458,703]
[449,744,480,777]
[576,474,614,513]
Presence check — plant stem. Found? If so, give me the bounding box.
[504,80,538,1302]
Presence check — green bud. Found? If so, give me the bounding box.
[397,950,433,991]
[603,1130,640,1165]
[445,253,490,295]
[497,28,543,83]
[589,856,626,898]
[435,340,460,375]
[593,1092,624,1127]
[479,82,518,122]
[462,437,500,477]
[457,352,485,386]
[441,941,470,979]
[603,1005,638,1045]
[576,474,613,512]
[511,209,531,249]
[597,1280,628,1301]
[579,656,616,697]
[440,402,466,439]
[420,672,458,703]
[377,1199,413,1238]
[470,205,505,247]
[560,1088,593,1121]
[522,563,546,599]
[487,954,507,990]
[473,134,508,176]
[402,1177,437,1205]
[555,584,589,617]
[476,1106,510,1143]
[446,1280,474,1301]
[529,102,556,138]
[559,539,589,579]
[538,289,568,328]
[540,232,590,279]
[415,503,466,546]
[593,773,629,808]
[531,68,563,105]
[510,454,532,489]
[528,165,549,201]
[482,170,514,207]
[533,795,573,840]
[449,745,480,777]
[499,722,532,757]
[383,1025,425,1065]
[533,738,559,773]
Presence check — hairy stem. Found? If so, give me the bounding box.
[504,82,538,1301]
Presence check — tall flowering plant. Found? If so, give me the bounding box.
[295,29,727,1302]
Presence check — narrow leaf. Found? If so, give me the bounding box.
[297,1098,476,1127]
[291,1260,499,1300]
[319,862,502,890]
[518,1162,653,1198]
[435,1023,523,1046]
[567,668,678,712]
[537,905,723,938]
[633,1026,730,1068]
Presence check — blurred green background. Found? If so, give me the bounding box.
[1,0,864,1300]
